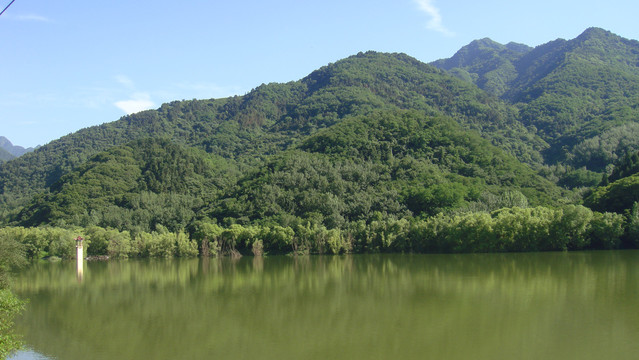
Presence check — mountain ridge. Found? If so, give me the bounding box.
[431,27,639,169]
[0,51,544,202]
[3,27,639,231]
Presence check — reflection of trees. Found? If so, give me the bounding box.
[13,252,639,360]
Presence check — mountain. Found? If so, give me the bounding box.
[0,147,14,163]
[431,27,639,171]
[0,52,546,204]
[210,109,558,229]
[4,28,639,231]
[0,51,561,231]
[0,136,36,158]
[15,110,558,232]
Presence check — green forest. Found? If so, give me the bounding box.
[2,27,639,260]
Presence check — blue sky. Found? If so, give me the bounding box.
[1,0,638,148]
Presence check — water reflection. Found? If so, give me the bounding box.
[11,251,639,360]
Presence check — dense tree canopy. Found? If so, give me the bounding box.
[16,138,237,233]
[1,27,639,246]
[431,27,639,171]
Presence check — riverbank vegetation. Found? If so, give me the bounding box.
[1,203,636,260]
[0,229,26,358]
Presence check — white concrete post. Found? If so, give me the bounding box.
[75,236,84,281]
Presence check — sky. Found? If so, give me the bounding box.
[1,0,638,148]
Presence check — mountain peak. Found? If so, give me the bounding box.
[505,42,533,54]
[0,136,13,149]
[431,36,532,72]
[467,38,505,51]
[571,27,633,50]
[577,27,613,40]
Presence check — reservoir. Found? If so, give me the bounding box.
[10,251,639,359]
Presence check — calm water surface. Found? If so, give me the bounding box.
[9,252,639,360]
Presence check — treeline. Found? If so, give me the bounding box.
[2,205,637,260]
[0,226,198,260]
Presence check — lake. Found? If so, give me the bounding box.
[9,251,639,360]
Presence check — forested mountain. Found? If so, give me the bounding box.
[430,38,531,97]
[3,27,639,235]
[12,110,557,232]
[211,109,558,228]
[431,27,639,172]
[0,51,546,212]
[17,138,237,232]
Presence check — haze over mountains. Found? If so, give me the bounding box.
[1,27,639,232]
[0,147,13,163]
[0,136,38,164]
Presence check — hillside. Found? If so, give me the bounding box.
[13,109,559,232]
[212,109,558,228]
[1,51,565,231]
[431,27,639,172]
[4,28,639,232]
[0,52,546,214]
[430,38,531,97]
[18,138,237,232]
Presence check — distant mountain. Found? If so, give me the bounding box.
[0,136,36,157]
[431,27,639,170]
[0,147,14,163]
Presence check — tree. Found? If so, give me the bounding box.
[585,173,639,213]
[589,212,625,249]
[625,202,639,247]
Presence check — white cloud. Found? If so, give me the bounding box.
[114,93,155,115]
[413,0,454,36]
[113,76,155,114]
[110,75,241,114]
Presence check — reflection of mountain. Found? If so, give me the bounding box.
[14,253,639,360]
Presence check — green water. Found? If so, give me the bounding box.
[10,252,639,359]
